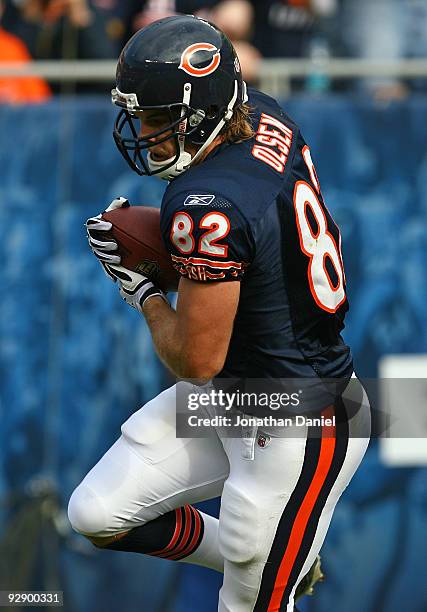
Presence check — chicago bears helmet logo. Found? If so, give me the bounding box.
[179,43,221,77]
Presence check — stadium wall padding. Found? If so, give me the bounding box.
[0,95,426,612]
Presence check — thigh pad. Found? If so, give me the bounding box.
[219,481,261,564]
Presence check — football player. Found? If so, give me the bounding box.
[68,15,370,612]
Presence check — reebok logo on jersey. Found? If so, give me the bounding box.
[184,194,215,206]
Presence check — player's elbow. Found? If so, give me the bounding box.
[178,355,225,382]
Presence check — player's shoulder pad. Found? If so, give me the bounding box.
[160,186,255,283]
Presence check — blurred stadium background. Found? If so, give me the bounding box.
[1,1,427,611]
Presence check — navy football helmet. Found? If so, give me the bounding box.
[111,15,248,180]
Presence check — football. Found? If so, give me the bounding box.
[102,205,180,292]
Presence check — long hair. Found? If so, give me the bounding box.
[221,103,255,144]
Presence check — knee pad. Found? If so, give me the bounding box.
[218,482,261,564]
[68,485,108,536]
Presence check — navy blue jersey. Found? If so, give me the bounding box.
[160,89,353,381]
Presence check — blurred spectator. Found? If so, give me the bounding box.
[199,0,261,83]
[250,0,337,59]
[0,0,51,103]
[2,0,120,60]
[207,1,261,83]
[205,0,253,41]
[141,0,339,61]
[340,0,427,99]
[132,0,175,30]
[128,0,261,83]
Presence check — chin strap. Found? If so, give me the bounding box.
[148,80,244,181]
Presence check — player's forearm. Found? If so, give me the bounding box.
[142,297,183,376]
[142,297,197,379]
[143,297,221,381]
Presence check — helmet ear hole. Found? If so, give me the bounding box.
[206,105,220,120]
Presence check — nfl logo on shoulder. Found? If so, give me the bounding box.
[184,194,215,206]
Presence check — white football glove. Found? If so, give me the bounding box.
[107,265,167,313]
[85,197,128,280]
